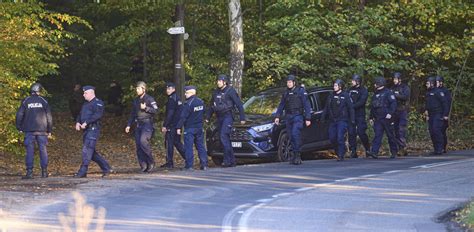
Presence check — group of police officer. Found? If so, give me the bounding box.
[14,72,452,179]
[274,73,451,164]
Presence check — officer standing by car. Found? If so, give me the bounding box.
[367,77,398,159]
[15,83,53,179]
[425,76,449,155]
[274,75,312,165]
[206,74,246,168]
[125,81,158,172]
[435,76,452,153]
[391,72,411,156]
[348,74,370,158]
[74,86,111,178]
[176,86,208,171]
[323,79,355,161]
[160,82,186,168]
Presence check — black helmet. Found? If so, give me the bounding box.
[217,74,230,84]
[30,83,43,94]
[286,74,297,82]
[136,81,147,89]
[393,72,402,80]
[351,74,362,84]
[426,76,436,85]
[334,79,344,89]
[374,76,386,87]
[435,75,444,82]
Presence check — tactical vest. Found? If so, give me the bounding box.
[212,88,233,113]
[328,93,348,120]
[285,90,303,114]
[349,89,360,103]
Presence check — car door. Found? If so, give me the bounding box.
[314,90,331,142]
[301,92,319,145]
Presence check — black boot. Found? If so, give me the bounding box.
[73,165,88,178]
[292,152,302,165]
[41,168,48,178]
[390,153,396,159]
[22,169,33,180]
[350,150,358,158]
[366,151,378,159]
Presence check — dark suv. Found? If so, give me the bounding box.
[206,86,333,165]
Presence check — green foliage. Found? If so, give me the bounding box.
[0,3,87,152]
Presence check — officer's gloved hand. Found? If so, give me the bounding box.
[177,129,181,135]
[75,123,81,131]
[305,120,311,127]
[385,114,392,119]
[125,126,131,133]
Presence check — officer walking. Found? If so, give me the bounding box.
[176,86,208,171]
[74,86,111,178]
[274,75,312,165]
[15,83,53,179]
[348,75,370,158]
[323,79,355,161]
[206,74,246,167]
[391,72,411,156]
[435,76,452,153]
[367,77,398,159]
[125,81,158,172]
[160,82,186,169]
[425,77,449,155]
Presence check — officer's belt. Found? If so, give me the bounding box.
[137,118,153,123]
[286,109,303,115]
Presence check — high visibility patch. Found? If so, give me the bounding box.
[391,95,395,100]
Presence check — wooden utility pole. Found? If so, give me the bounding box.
[172,4,185,100]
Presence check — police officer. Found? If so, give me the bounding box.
[348,74,370,158]
[15,83,52,179]
[435,76,452,153]
[74,86,111,178]
[206,74,246,167]
[176,86,208,171]
[126,81,158,172]
[160,82,186,168]
[274,75,312,165]
[323,79,355,161]
[425,77,449,155]
[391,72,411,156]
[367,77,398,159]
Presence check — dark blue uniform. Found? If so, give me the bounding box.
[348,85,370,155]
[369,88,398,157]
[391,83,410,153]
[207,86,245,166]
[177,95,208,169]
[323,91,355,160]
[426,88,449,154]
[275,86,312,155]
[437,86,452,152]
[15,94,52,171]
[127,94,158,171]
[163,92,185,167]
[76,97,111,176]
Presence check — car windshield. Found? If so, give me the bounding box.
[243,92,281,115]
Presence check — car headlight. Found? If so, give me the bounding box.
[251,123,274,133]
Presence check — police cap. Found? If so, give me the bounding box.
[82,85,95,92]
[166,82,176,88]
[184,85,197,91]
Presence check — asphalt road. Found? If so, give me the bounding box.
[4,150,474,231]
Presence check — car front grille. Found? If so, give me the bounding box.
[230,128,253,141]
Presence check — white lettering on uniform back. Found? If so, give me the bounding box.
[194,106,203,112]
[27,103,43,109]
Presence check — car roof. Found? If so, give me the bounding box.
[257,85,332,95]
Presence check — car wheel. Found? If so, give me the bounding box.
[211,156,223,166]
[277,133,292,162]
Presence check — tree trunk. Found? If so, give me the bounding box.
[228,0,244,96]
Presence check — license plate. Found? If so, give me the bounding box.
[231,142,242,148]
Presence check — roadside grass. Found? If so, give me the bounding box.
[454,201,474,231]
